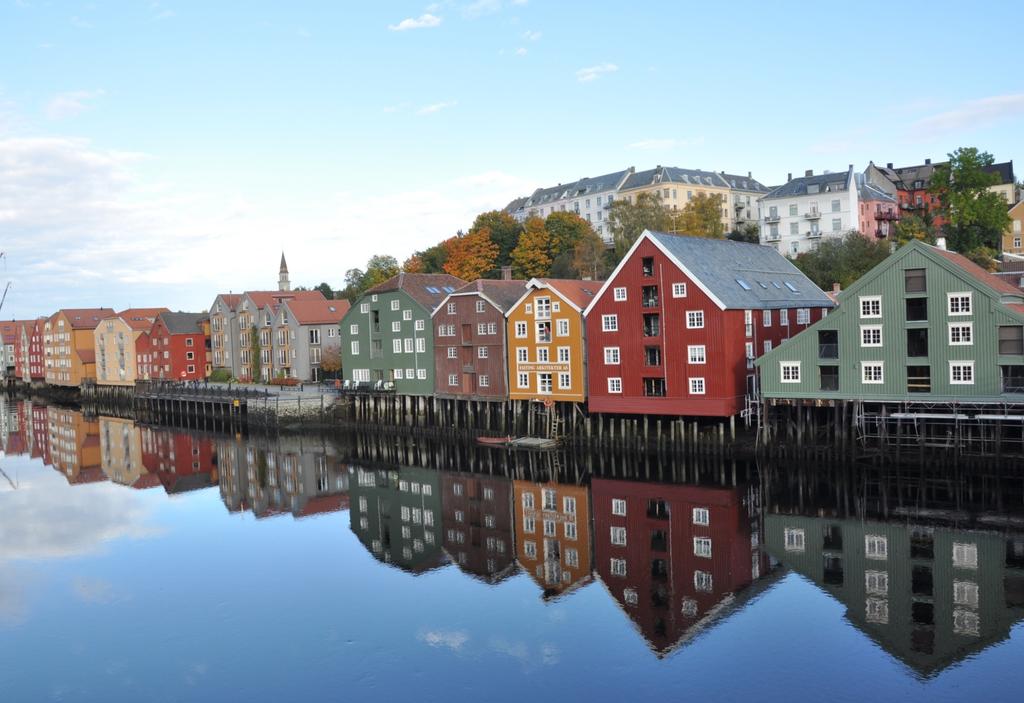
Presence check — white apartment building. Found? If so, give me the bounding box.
[506,168,633,244]
[759,166,857,257]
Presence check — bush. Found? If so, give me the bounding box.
[208,368,232,383]
[268,376,300,387]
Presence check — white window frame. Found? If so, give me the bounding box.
[859,295,882,319]
[604,347,620,364]
[611,499,626,516]
[762,309,772,327]
[607,377,622,394]
[686,310,704,329]
[949,361,975,385]
[689,377,705,395]
[860,325,883,347]
[556,319,569,337]
[514,321,527,339]
[780,362,801,383]
[693,537,712,558]
[613,287,627,301]
[672,282,687,298]
[865,534,888,560]
[610,526,627,546]
[687,345,706,364]
[947,292,972,316]
[949,322,973,346]
[692,507,709,526]
[862,362,884,384]
[601,314,618,332]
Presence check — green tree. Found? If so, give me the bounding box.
[571,229,612,280]
[608,192,674,259]
[443,227,499,280]
[792,232,891,290]
[362,255,400,289]
[510,217,552,278]
[929,147,1011,252]
[412,241,450,273]
[314,282,335,299]
[727,223,760,244]
[891,212,937,247]
[469,210,523,268]
[544,211,594,261]
[249,326,262,383]
[675,192,726,238]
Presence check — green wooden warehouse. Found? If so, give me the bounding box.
[340,272,465,395]
[757,239,1024,404]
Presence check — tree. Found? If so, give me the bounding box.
[362,255,400,289]
[249,326,262,383]
[545,211,594,261]
[314,282,335,299]
[411,241,450,273]
[443,227,499,280]
[608,192,674,258]
[402,254,425,273]
[572,229,611,280]
[929,147,1011,252]
[510,217,552,278]
[469,210,523,268]
[728,223,760,244]
[319,346,342,379]
[891,212,937,247]
[675,192,726,238]
[792,232,891,290]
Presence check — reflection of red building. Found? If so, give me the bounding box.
[141,427,217,494]
[441,472,517,583]
[592,479,768,656]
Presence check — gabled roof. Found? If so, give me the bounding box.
[365,273,467,312]
[157,311,207,335]
[719,172,770,193]
[444,279,527,314]
[855,173,897,203]
[620,166,730,192]
[762,167,852,200]
[281,298,352,325]
[214,293,242,311]
[587,231,833,314]
[930,245,1024,298]
[244,289,325,312]
[521,168,633,209]
[55,308,116,329]
[519,278,603,313]
[874,160,1014,190]
[117,308,169,331]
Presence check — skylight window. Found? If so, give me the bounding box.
[443,286,455,293]
[736,279,752,290]
[425,286,439,294]
[771,281,782,289]
[758,282,769,289]
[784,282,799,293]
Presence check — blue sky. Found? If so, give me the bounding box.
[0,0,1021,316]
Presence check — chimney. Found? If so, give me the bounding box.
[501,266,512,281]
[886,162,893,169]
[805,169,813,177]
[925,158,931,165]
[936,237,947,250]
[832,282,841,295]
[747,171,752,178]
[787,173,792,182]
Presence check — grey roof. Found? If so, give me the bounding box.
[503,195,528,216]
[521,168,632,209]
[874,160,1014,189]
[719,172,770,193]
[365,272,467,312]
[762,168,851,200]
[646,231,834,309]
[157,311,206,335]
[855,173,897,203]
[621,166,729,191]
[451,279,527,313]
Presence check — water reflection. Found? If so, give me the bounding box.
[2,397,1024,681]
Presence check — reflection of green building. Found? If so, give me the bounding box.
[766,514,1024,677]
[348,465,446,574]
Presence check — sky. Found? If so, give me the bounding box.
[0,0,1022,317]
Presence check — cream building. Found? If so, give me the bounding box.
[93,308,167,386]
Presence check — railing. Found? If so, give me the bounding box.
[765,213,781,223]
[818,344,838,359]
[641,297,660,308]
[806,230,822,238]
[875,210,899,221]
[1003,382,1024,394]
[804,209,821,219]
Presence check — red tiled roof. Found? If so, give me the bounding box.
[284,299,351,325]
[931,247,1024,297]
[217,293,243,311]
[117,308,169,331]
[56,308,117,330]
[1007,304,1024,316]
[245,289,325,312]
[77,348,96,364]
[452,279,527,313]
[296,494,348,518]
[535,278,605,310]
[131,474,163,490]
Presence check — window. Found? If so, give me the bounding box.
[672,282,687,298]
[543,519,556,536]
[796,308,810,325]
[394,368,404,380]
[536,347,549,362]
[447,374,459,387]
[556,319,569,337]
[694,571,713,593]
[953,580,979,608]
[641,257,654,277]
[686,311,704,329]
[780,362,801,383]
[565,548,579,567]
[611,499,626,516]
[404,338,414,353]
[516,347,528,362]
[780,309,789,327]
[866,598,889,624]
[694,537,712,558]
[564,522,577,539]
[905,268,927,293]
[447,347,457,359]
[784,528,805,552]
[524,541,537,559]
[392,321,401,333]
[563,496,576,514]
[862,362,884,384]
[689,377,705,394]
[610,526,627,546]
[688,345,706,364]
[475,300,486,313]
[613,287,627,301]
[415,320,425,331]
[906,297,928,321]
[865,534,888,560]
[950,361,974,385]
[952,542,978,569]
[831,218,842,232]
[523,517,536,533]
[478,323,487,336]
[948,292,972,315]
[789,204,798,216]
[604,347,620,364]
[479,374,489,388]
[859,295,882,318]
[350,324,359,335]
[831,199,840,212]
[607,377,622,393]
[610,558,627,576]
[602,314,618,332]
[949,323,973,345]
[417,369,426,379]
[515,321,527,338]
[517,372,529,388]
[350,341,360,355]
[558,372,571,389]
[692,507,709,526]
[522,492,535,509]
[860,325,882,347]
[999,326,1024,354]
[477,346,488,359]
[865,570,889,596]
[762,309,772,327]
[393,339,402,354]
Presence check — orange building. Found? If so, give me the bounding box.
[44,308,115,386]
[47,407,104,484]
[505,278,602,403]
[513,479,592,599]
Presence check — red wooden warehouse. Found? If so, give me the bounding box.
[584,230,832,417]
[147,312,210,381]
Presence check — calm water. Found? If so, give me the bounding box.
[1,399,1023,702]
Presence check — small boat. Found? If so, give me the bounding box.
[476,435,559,450]
[476,435,513,447]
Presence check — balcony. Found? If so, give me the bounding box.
[765,213,781,223]
[806,230,822,238]
[804,209,821,220]
[764,233,781,242]
[874,228,888,238]
[462,364,474,373]
[875,210,899,221]
[818,343,838,359]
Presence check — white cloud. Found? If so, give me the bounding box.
[522,30,541,41]
[388,13,442,31]
[576,63,617,83]
[515,47,527,56]
[45,89,104,120]
[417,100,457,115]
[463,0,502,17]
[419,629,470,651]
[910,93,1024,136]
[627,137,705,150]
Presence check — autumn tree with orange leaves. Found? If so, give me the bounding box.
[442,227,499,280]
[510,217,552,278]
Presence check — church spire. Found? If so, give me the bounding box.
[278,252,291,291]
